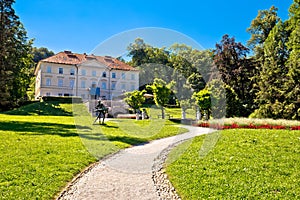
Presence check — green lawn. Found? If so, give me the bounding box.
[0,101,187,199]
[0,102,96,199]
[166,129,300,199]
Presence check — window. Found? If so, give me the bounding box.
[81,80,86,88]
[111,82,116,90]
[69,79,75,88]
[131,84,135,91]
[81,69,86,76]
[70,68,75,75]
[112,72,116,79]
[46,66,51,73]
[121,83,126,90]
[102,72,106,77]
[46,92,51,96]
[46,78,51,86]
[92,70,96,76]
[58,93,63,97]
[131,74,135,80]
[121,72,126,80]
[101,82,107,89]
[92,81,97,88]
[58,67,63,74]
[58,79,63,87]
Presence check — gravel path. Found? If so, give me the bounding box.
[57,126,214,200]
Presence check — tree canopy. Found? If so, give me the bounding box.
[0,0,33,110]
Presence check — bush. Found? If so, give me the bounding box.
[42,96,82,103]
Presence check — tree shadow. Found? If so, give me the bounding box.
[106,135,148,146]
[0,121,90,137]
[4,101,72,116]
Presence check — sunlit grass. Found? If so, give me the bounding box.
[166,129,300,199]
[72,103,188,155]
[0,101,188,199]
[0,103,96,199]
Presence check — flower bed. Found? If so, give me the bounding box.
[194,118,300,130]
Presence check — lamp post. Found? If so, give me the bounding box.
[107,64,113,100]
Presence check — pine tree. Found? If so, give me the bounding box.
[0,0,33,110]
[285,0,300,120]
[254,20,289,119]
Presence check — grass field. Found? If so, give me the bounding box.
[166,129,300,199]
[0,102,96,199]
[0,101,187,199]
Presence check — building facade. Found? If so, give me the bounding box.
[34,51,139,100]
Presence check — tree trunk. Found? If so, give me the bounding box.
[161,106,165,119]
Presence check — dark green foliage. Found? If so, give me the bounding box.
[284,0,300,120]
[127,39,207,93]
[31,47,54,63]
[251,1,300,120]
[0,0,34,110]
[253,21,289,119]
[247,5,279,58]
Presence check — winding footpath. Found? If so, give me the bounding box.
[57,126,214,200]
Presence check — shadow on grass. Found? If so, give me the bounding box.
[0,121,90,137]
[106,135,148,146]
[92,124,119,128]
[4,101,72,116]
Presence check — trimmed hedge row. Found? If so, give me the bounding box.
[42,96,82,103]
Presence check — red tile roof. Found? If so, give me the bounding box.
[41,51,137,71]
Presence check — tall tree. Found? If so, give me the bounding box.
[246,6,280,111]
[247,6,279,59]
[213,34,255,116]
[253,20,289,119]
[0,0,33,110]
[284,0,300,120]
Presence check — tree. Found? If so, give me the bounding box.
[246,6,280,113]
[0,0,33,110]
[146,78,172,119]
[127,38,149,67]
[247,6,279,58]
[284,0,300,120]
[253,20,289,119]
[173,78,194,119]
[213,34,255,116]
[127,40,208,93]
[31,47,54,63]
[192,89,211,120]
[124,90,146,113]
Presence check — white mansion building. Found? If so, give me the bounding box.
[34,51,139,100]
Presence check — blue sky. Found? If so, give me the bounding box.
[14,0,293,56]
